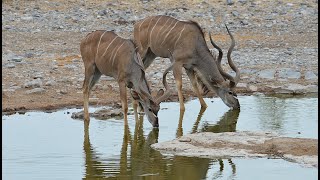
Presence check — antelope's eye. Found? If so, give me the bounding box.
[228,91,233,95]
[148,108,152,111]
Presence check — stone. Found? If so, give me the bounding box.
[59,89,68,94]
[71,108,123,120]
[285,84,306,94]
[7,54,23,62]
[305,71,317,80]
[26,88,45,94]
[24,53,34,58]
[240,69,258,74]
[6,64,15,68]
[279,68,301,79]
[4,25,12,29]
[33,73,43,79]
[305,85,318,93]
[274,84,315,94]
[45,80,56,86]
[256,69,275,79]
[232,11,239,17]
[227,0,234,5]
[151,131,318,168]
[240,20,249,25]
[24,79,42,88]
[21,16,33,21]
[248,85,258,92]
[278,68,301,79]
[236,83,247,89]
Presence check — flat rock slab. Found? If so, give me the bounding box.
[151,131,318,168]
[256,69,276,79]
[278,68,301,79]
[71,108,123,120]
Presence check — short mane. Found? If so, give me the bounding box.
[186,20,205,38]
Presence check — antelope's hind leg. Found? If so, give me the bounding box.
[83,63,101,121]
[186,69,207,108]
[119,81,129,126]
[172,63,185,112]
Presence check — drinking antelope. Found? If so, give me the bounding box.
[134,15,240,111]
[80,30,169,127]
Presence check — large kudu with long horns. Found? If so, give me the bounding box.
[133,15,240,110]
[80,30,170,127]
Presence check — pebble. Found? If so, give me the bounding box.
[304,71,317,80]
[24,79,42,88]
[26,88,45,94]
[278,68,301,79]
[6,64,15,68]
[45,80,56,86]
[256,69,275,79]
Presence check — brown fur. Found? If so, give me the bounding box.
[134,15,240,110]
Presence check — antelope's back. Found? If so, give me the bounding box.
[133,15,204,57]
[80,30,135,76]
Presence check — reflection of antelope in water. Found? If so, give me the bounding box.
[176,108,239,179]
[80,31,171,127]
[82,114,235,179]
[196,109,240,133]
[134,15,240,111]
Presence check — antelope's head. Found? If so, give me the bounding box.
[215,81,240,109]
[130,50,171,127]
[211,25,240,109]
[131,89,167,127]
[196,25,240,109]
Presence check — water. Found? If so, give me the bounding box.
[2,95,318,179]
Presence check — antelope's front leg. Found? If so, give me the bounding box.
[132,98,139,122]
[186,69,208,108]
[172,63,185,112]
[119,81,128,126]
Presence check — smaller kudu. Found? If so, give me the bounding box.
[80,30,169,127]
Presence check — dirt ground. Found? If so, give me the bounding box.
[2,0,318,114]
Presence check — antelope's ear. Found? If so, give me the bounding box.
[155,89,164,99]
[131,90,140,100]
[134,51,144,69]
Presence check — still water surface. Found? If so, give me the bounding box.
[2,95,318,179]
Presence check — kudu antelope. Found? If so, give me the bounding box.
[134,15,240,110]
[80,30,169,127]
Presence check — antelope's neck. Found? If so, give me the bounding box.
[196,46,226,84]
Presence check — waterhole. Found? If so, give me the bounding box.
[2,94,318,179]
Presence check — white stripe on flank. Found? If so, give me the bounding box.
[137,17,150,51]
[95,31,107,60]
[161,21,179,46]
[101,36,118,58]
[156,17,171,39]
[159,18,175,38]
[149,16,162,46]
[174,24,186,49]
[112,41,125,67]
[146,16,157,43]
[138,17,149,32]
